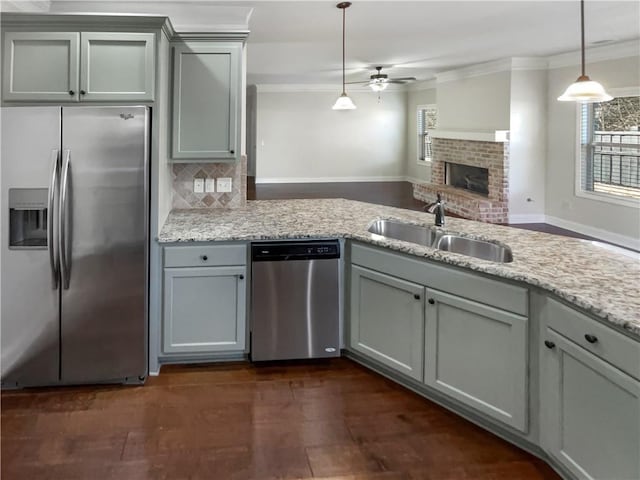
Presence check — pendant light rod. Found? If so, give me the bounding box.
[338,2,351,94]
[557,0,612,103]
[332,2,356,110]
[580,0,586,78]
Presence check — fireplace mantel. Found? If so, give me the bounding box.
[430,129,509,142]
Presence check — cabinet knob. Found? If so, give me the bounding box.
[239,274,244,280]
[201,255,208,261]
[428,298,435,305]
[68,90,75,95]
[230,150,235,154]
[544,340,556,349]
[80,90,86,95]
[414,294,420,300]
[584,334,598,344]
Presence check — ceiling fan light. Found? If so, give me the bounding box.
[557,76,613,103]
[369,81,388,92]
[332,93,357,110]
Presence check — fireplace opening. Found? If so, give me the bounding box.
[445,163,489,196]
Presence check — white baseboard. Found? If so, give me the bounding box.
[546,215,640,251]
[508,214,547,224]
[405,176,426,185]
[255,176,409,184]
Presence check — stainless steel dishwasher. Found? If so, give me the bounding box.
[251,240,340,361]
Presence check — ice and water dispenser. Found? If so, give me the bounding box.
[9,188,48,249]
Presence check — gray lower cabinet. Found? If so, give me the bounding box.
[2,30,155,102]
[424,288,528,432]
[541,331,640,480]
[163,266,246,354]
[171,41,242,161]
[350,265,424,380]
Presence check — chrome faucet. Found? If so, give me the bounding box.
[425,193,445,227]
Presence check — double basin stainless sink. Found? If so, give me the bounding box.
[368,219,513,263]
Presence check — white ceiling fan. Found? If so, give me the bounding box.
[346,66,417,92]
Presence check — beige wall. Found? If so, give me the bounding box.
[437,71,511,131]
[256,89,407,182]
[406,87,437,183]
[509,69,547,221]
[546,56,640,248]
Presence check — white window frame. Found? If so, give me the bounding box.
[417,104,437,166]
[574,87,640,209]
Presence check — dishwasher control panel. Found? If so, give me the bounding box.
[252,240,340,261]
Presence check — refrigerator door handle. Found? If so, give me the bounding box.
[48,149,60,289]
[59,149,71,290]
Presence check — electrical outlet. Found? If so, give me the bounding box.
[205,178,216,192]
[193,178,205,193]
[217,177,232,193]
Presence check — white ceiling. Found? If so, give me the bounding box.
[3,0,639,85]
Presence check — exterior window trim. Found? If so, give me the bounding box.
[417,104,437,166]
[574,87,640,210]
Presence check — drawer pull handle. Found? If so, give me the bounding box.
[201,255,208,261]
[544,340,555,349]
[414,294,420,300]
[584,334,598,344]
[69,90,75,95]
[239,274,244,280]
[428,298,435,305]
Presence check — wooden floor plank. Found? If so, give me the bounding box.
[2,358,560,480]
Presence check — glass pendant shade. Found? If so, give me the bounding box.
[332,93,357,110]
[557,75,613,103]
[369,81,388,92]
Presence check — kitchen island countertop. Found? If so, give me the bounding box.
[158,199,640,339]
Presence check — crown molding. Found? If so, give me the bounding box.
[255,83,405,94]
[547,39,640,69]
[436,57,548,84]
[407,79,437,92]
[0,11,171,31]
[172,30,249,41]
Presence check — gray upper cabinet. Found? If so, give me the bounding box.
[424,288,528,432]
[171,41,242,161]
[541,328,640,480]
[80,32,155,101]
[2,31,155,102]
[2,32,79,102]
[350,265,425,381]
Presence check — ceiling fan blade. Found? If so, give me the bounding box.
[344,81,370,85]
[388,77,417,82]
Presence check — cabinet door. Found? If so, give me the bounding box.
[541,329,640,480]
[2,32,79,102]
[80,32,155,101]
[163,266,246,354]
[424,289,528,432]
[350,265,424,380]
[171,42,241,161]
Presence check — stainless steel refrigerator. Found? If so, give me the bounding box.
[1,106,148,388]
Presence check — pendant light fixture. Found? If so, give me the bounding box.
[332,2,356,110]
[558,0,613,103]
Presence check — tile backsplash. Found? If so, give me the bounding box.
[172,155,247,209]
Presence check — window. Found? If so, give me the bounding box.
[577,93,640,206]
[417,105,437,164]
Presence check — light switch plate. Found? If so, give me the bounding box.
[217,177,232,193]
[193,178,205,193]
[205,178,216,193]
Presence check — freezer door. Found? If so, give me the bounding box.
[1,107,61,387]
[60,106,148,383]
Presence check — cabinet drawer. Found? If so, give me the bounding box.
[351,242,528,315]
[545,297,640,380]
[164,244,246,268]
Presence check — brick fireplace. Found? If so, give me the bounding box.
[413,137,509,223]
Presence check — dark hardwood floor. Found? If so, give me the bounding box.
[1,359,560,480]
[248,178,599,242]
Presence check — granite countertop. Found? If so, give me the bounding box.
[158,198,640,339]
